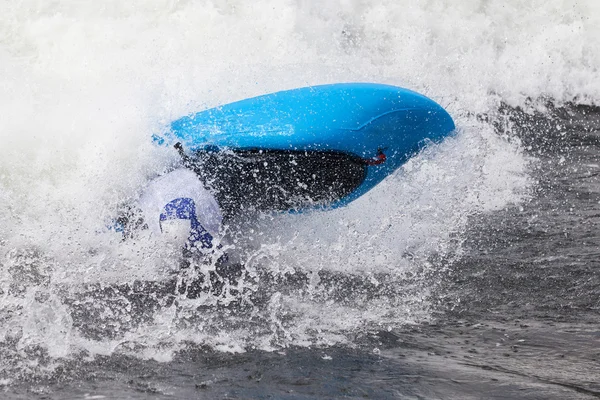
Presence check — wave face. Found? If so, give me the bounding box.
[0,0,598,373]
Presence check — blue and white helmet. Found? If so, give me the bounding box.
[138,168,223,249]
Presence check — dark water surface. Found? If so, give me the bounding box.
[3,105,600,399]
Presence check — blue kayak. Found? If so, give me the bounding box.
[162,83,455,215]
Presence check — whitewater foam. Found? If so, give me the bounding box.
[0,0,597,364]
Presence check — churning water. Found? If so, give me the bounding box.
[0,1,599,398]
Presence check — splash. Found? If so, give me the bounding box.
[0,0,595,372]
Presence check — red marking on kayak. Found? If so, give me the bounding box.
[363,150,386,165]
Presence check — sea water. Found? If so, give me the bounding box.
[0,1,599,398]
